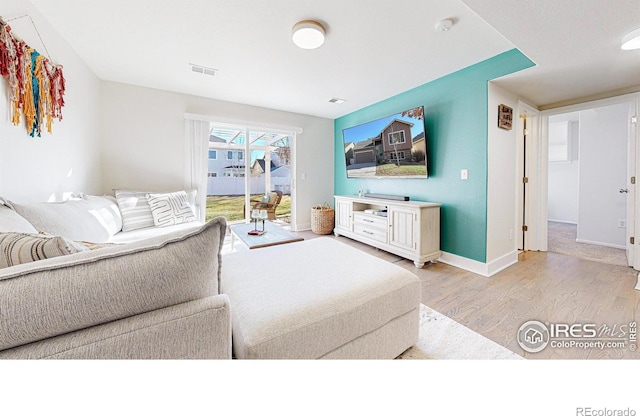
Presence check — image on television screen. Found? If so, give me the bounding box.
[342,106,427,178]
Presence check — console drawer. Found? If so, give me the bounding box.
[354,224,388,243]
[353,212,387,230]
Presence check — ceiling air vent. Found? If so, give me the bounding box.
[190,63,217,76]
[329,98,346,104]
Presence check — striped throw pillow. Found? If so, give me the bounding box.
[115,190,155,232]
[0,233,87,269]
[146,191,196,227]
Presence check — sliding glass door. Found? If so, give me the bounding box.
[205,122,294,227]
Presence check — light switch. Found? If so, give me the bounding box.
[461,169,468,180]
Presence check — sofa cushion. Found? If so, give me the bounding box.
[0,205,37,234]
[146,191,196,227]
[0,232,87,269]
[7,196,123,243]
[108,221,202,244]
[0,216,227,351]
[220,237,421,359]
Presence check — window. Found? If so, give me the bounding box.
[227,150,244,160]
[548,120,578,162]
[388,131,406,145]
[208,172,217,177]
[390,151,406,160]
[208,150,217,159]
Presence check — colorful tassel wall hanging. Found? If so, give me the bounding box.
[0,16,65,137]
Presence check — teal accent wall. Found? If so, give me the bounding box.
[334,49,535,262]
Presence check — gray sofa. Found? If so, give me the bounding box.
[0,195,230,359]
[0,195,421,359]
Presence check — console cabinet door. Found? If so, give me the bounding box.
[389,206,417,252]
[335,199,353,231]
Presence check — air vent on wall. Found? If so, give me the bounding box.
[190,63,217,76]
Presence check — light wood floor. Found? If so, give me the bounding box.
[294,230,640,359]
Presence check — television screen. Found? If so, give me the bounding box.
[342,106,427,178]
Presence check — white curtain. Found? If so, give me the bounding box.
[184,118,210,222]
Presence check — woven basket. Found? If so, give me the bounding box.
[311,203,335,235]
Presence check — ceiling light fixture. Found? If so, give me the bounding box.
[292,20,326,50]
[435,19,453,32]
[621,27,640,50]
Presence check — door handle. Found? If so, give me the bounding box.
[620,188,629,193]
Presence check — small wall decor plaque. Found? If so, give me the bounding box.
[498,104,513,130]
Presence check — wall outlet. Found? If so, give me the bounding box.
[618,219,626,228]
[461,169,468,180]
[509,228,514,241]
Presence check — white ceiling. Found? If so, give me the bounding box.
[18,0,640,119]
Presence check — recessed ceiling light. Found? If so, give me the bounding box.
[329,98,346,104]
[292,20,326,50]
[622,27,640,50]
[190,63,217,76]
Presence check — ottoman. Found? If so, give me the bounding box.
[220,237,421,359]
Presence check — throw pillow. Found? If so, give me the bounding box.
[115,190,155,232]
[0,232,87,269]
[146,191,196,227]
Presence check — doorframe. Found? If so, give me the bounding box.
[535,93,640,268]
[516,101,543,251]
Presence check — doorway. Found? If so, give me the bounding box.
[535,94,639,270]
[546,106,631,267]
[206,122,296,228]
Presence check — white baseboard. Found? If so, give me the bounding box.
[487,250,519,276]
[439,251,518,277]
[294,222,311,232]
[575,238,626,250]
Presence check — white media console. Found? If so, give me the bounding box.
[333,195,441,268]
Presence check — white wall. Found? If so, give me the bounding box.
[577,102,630,248]
[486,83,519,265]
[548,120,580,223]
[0,0,102,202]
[101,82,334,230]
[548,161,580,223]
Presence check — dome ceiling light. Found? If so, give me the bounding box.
[622,27,640,50]
[292,20,326,50]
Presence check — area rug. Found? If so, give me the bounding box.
[548,221,628,267]
[397,304,523,359]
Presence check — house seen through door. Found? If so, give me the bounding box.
[204,123,294,227]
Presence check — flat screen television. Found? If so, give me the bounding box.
[342,106,427,179]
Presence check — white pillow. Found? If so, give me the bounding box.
[115,190,155,232]
[8,196,123,242]
[146,191,196,227]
